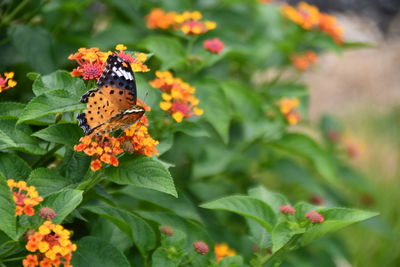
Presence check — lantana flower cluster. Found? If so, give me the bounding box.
[68,45,149,81]
[150,71,204,122]
[282,1,343,43]
[24,221,77,267]
[146,9,216,35]
[279,98,302,125]
[214,243,237,263]
[291,51,318,71]
[0,72,17,93]
[279,205,325,224]
[7,179,43,216]
[74,108,159,172]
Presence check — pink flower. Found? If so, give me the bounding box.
[305,211,325,224]
[161,225,174,236]
[279,205,296,215]
[38,207,56,220]
[193,241,209,255]
[203,38,224,54]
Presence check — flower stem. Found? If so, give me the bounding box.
[1,256,26,262]
[1,0,31,26]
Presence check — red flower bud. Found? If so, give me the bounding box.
[161,225,174,236]
[305,211,324,224]
[38,207,56,220]
[279,205,296,215]
[193,241,209,255]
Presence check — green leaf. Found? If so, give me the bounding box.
[218,256,244,267]
[0,102,25,119]
[152,247,181,267]
[267,83,308,98]
[17,89,85,124]
[33,123,83,146]
[121,186,201,222]
[140,35,185,70]
[272,133,338,184]
[271,222,305,253]
[105,155,177,197]
[57,149,90,182]
[0,153,31,180]
[8,25,55,73]
[0,174,17,240]
[246,218,271,249]
[84,205,156,255]
[301,208,379,246]
[172,121,210,138]
[41,189,83,224]
[137,211,211,248]
[31,70,86,96]
[201,196,276,231]
[27,168,76,197]
[195,79,231,143]
[72,236,130,267]
[0,119,46,155]
[248,186,289,214]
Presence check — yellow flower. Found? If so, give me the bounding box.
[115,44,127,51]
[4,72,14,79]
[214,243,237,262]
[160,101,172,111]
[172,112,184,122]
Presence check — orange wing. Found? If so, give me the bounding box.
[77,55,144,135]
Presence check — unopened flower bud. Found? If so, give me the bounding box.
[305,211,324,224]
[161,225,174,236]
[38,207,56,220]
[193,241,209,255]
[279,205,296,215]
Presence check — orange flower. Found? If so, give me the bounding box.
[146,8,177,29]
[0,72,17,93]
[291,51,318,71]
[146,9,216,35]
[279,98,302,125]
[69,45,150,80]
[150,71,203,122]
[122,117,159,157]
[24,221,76,267]
[319,13,343,44]
[282,2,343,43]
[282,2,320,30]
[214,243,237,262]
[23,254,39,267]
[7,179,43,216]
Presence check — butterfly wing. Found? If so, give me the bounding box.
[77,55,145,135]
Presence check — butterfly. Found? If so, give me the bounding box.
[77,54,145,135]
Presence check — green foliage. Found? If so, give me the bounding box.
[0,0,380,267]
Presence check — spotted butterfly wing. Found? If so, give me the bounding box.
[77,55,145,135]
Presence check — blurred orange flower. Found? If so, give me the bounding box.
[7,179,43,216]
[291,51,318,71]
[0,72,17,93]
[23,221,76,267]
[282,2,343,43]
[146,9,216,35]
[279,98,302,125]
[150,71,203,122]
[214,243,237,262]
[146,8,177,29]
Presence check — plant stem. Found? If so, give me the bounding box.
[0,243,19,259]
[1,256,26,262]
[32,144,63,169]
[76,170,104,192]
[1,0,31,26]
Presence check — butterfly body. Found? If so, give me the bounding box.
[77,55,145,135]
